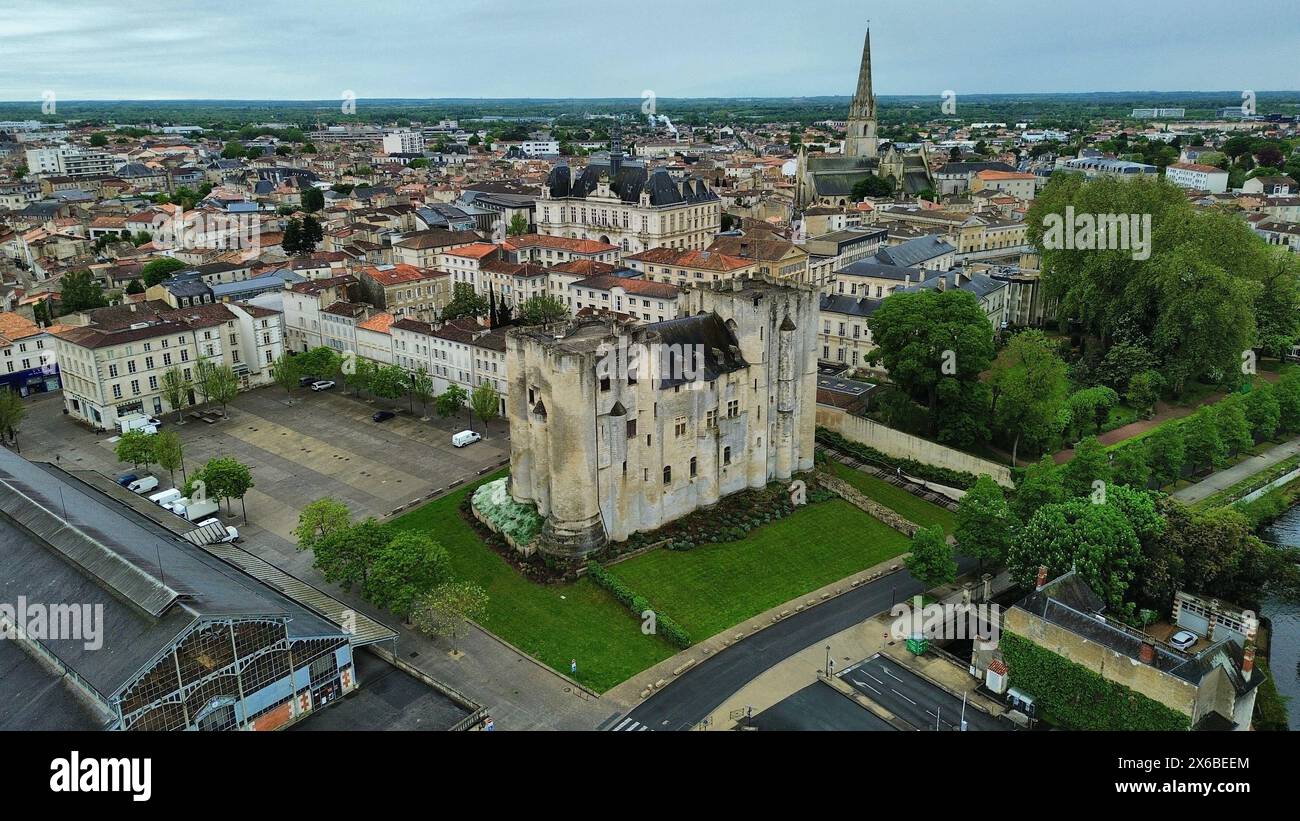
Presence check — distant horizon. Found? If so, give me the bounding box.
[4,0,1297,101]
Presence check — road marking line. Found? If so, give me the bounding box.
[891,688,917,705]
[614,717,634,731]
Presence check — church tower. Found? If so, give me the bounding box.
[843,27,878,159]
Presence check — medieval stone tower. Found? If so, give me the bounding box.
[505,276,819,558]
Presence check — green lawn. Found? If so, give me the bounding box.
[389,470,677,693]
[827,460,956,534]
[610,499,910,641]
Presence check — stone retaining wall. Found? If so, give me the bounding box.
[817,473,920,536]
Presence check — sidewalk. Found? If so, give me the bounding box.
[1171,435,1300,504]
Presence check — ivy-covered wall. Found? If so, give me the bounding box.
[471,478,543,552]
[1001,632,1191,731]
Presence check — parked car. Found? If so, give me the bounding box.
[115,473,139,487]
[127,476,159,494]
[147,416,163,428]
[452,430,482,448]
[298,375,319,387]
[1169,630,1198,651]
[372,410,396,423]
[196,518,239,543]
[311,380,336,392]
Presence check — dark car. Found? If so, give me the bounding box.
[298,375,319,387]
[115,473,139,487]
[372,410,396,423]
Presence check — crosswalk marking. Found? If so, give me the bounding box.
[611,716,652,731]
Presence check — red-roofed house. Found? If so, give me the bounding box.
[356,263,451,321]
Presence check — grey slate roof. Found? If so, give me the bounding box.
[0,450,344,701]
[547,157,717,206]
[643,312,747,388]
[871,235,956,268]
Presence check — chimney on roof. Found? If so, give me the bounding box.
[1035,565,1048,590]
[1242,630,1257,680]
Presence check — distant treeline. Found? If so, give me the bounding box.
[1,91,1297,130]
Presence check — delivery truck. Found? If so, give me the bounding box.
[170,498,219,522]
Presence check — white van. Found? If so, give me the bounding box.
[452,430,482,448]
[148,488,183,508]
[127,475,159,494]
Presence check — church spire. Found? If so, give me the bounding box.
[844,25,878,159]
[849,27,874,123]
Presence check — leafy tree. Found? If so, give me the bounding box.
[904,525,957,589]
[367,532,454,617]
[369,364,409,402]
[866,288,994,440]
[294,498,353,551]
[204,363,239,417]
[125,279,145,295]
[141,256,187,287]
[1061,436,1110,498]
[59,269,108,314]
[1065,386,1119,439]
[297,346,343,380]
[0,390,26,447]
[1277,371,1300,432]
[954,476,1013,571]
[442,283,488,320]
[115,429,157,471]
[516,294,569,326]
[269,353,301,402]
[1252,253,1300,357]
[194,457,254,519]
[1183,408,1227,474]
[1126,370,1163,418]
[435,384,468,420]
[1110,445,1151,489]
[89,132,108,147]
[1011,497,1144,613]
[470,383,500,428]
[988,330,1068,463]
[344,356,374,397]
[154,430,185,486]
[311,518,391,591]
[302,187,325,213]
[281,218,303,255]
[409,366,435,417]
[1214,393,1255,456]
[1012,454,1064,525]
[1144,424,1186,487]
[411,581,489,651]
[221,140,246,159]
[160,366,191,422]
[507,213,529,236]
[1142,500,1300,610]
[300,215,323,253]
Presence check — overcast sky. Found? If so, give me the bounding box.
[1,0,1296,101]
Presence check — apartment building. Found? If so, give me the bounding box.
[568,275,680,322]
[1165,162,1229,194]
[389,317,509,414]
[623,247,756,288]
[356,263,451,320]
[504,234,620,266]
[282,274,357,352]
[437,242,501,292]
[0,312,61,396]
[392,228,482,268]
[52,301,281,430]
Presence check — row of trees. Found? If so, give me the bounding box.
[270,346,502,428]
[295,499,488,648]
[902,464,1300,623]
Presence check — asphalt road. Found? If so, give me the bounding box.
[749,682,895,731]
[840,654,1009,732]
[617,555,978,731]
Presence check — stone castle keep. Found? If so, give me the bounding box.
[505,276,819,557]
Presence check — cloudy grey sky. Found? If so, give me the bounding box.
[1,0,1296,100]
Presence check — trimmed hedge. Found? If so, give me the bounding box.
[1000,632,1190,731]
[816,427,980,489]
[586,561,692,649]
